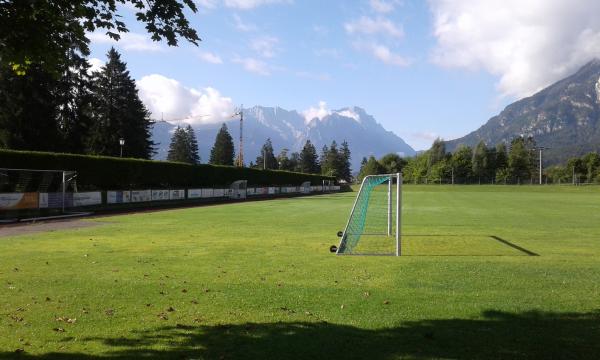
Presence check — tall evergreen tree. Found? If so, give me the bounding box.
[299,140,320,174]
[338,140,352,182]
[321,141,341,177]
[88,48,154,158]
[167,125,198,164]
[185,124,200,164]
[167,126,188,163]
[0,64,61,151]
[209,123,235,165]
[255,138,278,170]
[55,47,94,153]
[508,137,532,183]
[320,145,329,174]
[472,141,488,183]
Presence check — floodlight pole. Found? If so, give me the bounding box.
[396,172,402,257]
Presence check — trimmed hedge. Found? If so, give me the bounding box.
[0,149,335,190]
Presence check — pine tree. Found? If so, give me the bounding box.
[55,49,94,153]
[321,141,340,177]
[88,48,154,158]
[184,124,200,164]
[167,126,194,164]
[472,141,488,183]
[255,138,278,170]
[338,140,352,182]
[0,64,61,151]
[508,137,532,183]
[209,123,235,165]
[320,145,329,174]
[299,140,319,174]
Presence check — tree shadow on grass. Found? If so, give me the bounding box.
[4,310,600,359]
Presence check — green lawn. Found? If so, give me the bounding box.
[1,185,600,359]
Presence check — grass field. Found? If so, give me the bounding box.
[1,185,600,359]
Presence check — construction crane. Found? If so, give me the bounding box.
[159,113,211,123]
[158,108,245,167]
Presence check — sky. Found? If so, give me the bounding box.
[88,0,600,150]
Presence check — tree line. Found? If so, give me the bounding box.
[0,48,154,158]
[250,137,351,182]
[546,153,600,184]
[174,123,353,181]
[1,1,200,157]
[358,136,600,184]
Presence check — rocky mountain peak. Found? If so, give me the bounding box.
[446,60,600,164]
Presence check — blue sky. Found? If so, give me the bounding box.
[87,0,600,150]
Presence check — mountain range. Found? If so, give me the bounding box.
[446,59,600,164]
[151,106,415,170]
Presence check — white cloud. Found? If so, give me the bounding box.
[137,74,235,125]
[224,0,291,10]
[232,14,257,32]
[196,0,219,9]
[354,42,411,67]
[88,31,163,52]
[429,0,600,98]
[250,36,280,58]
[88,58,104,73]
[302,101,331,123]
[198,51,223,64]
[232,57,271,75]
[345,16,404,39]
[369,0,400,14]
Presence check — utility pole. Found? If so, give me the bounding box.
[451,167,454,185]
[536,146,548,185]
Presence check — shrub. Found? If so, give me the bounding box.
[0,149,335,190]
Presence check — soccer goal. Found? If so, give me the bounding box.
[300,181,311,194]
[229,180,247,200]
[0,168,78,217]
[336,173,402,256]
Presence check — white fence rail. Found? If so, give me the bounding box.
[1,184,341,210]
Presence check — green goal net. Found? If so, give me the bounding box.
[337,173,402,256]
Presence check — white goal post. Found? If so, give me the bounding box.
[229,180,247,199]
[336,173,402,256]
